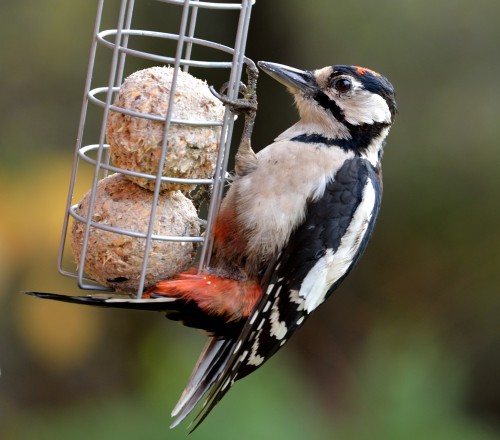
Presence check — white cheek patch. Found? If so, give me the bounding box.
[339,90,392,125]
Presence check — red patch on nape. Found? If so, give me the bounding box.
[354,66,381,77]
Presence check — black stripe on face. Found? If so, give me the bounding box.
[291,123,388,152]
[313,90,346,123]
[291,133,341,148]
[310,91,390,152]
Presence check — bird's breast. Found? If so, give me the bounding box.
[233,139,354,261]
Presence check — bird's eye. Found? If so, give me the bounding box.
[333,77,352,93]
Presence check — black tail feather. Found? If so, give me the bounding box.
[25,290,241,430]
[24,291,179,311]
[170,337,235,429]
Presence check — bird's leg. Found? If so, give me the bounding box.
[190,184,212,213]
[211,60,259,177]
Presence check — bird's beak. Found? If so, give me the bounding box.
[258,61,317,95]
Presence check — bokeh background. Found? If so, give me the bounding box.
[1,0,499,439]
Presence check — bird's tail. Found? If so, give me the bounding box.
[170,336,235,429]
[25,290,236,429]
[24,290,180,311]
[25,269,260,325]
[24,270,262,430]
[24,285,235,335]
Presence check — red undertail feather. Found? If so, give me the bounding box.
[212,206,248,259]
[147,270,262,322]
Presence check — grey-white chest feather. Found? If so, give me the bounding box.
[232,140,354,259]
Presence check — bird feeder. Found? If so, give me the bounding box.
[57,0,256,296]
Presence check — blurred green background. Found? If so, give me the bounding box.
[1,0,499,439]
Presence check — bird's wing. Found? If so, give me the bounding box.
[187,156,381,430]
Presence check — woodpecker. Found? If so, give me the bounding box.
[27,61,396,430]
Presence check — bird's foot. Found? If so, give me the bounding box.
[210,59,258,115]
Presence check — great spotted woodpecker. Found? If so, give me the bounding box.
[27,61,396,430]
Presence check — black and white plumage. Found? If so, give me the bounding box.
[173,62,396,427]
[26,61,396,431]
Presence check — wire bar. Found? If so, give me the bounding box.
[77,144,214,185]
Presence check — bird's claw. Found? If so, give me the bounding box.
[190,184,212,211]
[210,60,258,115]
[210,84,257,114]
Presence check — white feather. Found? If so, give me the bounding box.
[336,89,392,125]
[301,179,377,313]
[270,300,287,340]
[233,139,353,261]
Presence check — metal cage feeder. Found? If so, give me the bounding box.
[57,0,256,297]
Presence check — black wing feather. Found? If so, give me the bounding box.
[190,157,382,425]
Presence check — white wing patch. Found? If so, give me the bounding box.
[270,300,287,340]
[301,179,377,313]
[247,329,265,367]
[289,289,305,311]
[300,249,336,313]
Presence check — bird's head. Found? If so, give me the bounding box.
[258,61,396,152]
